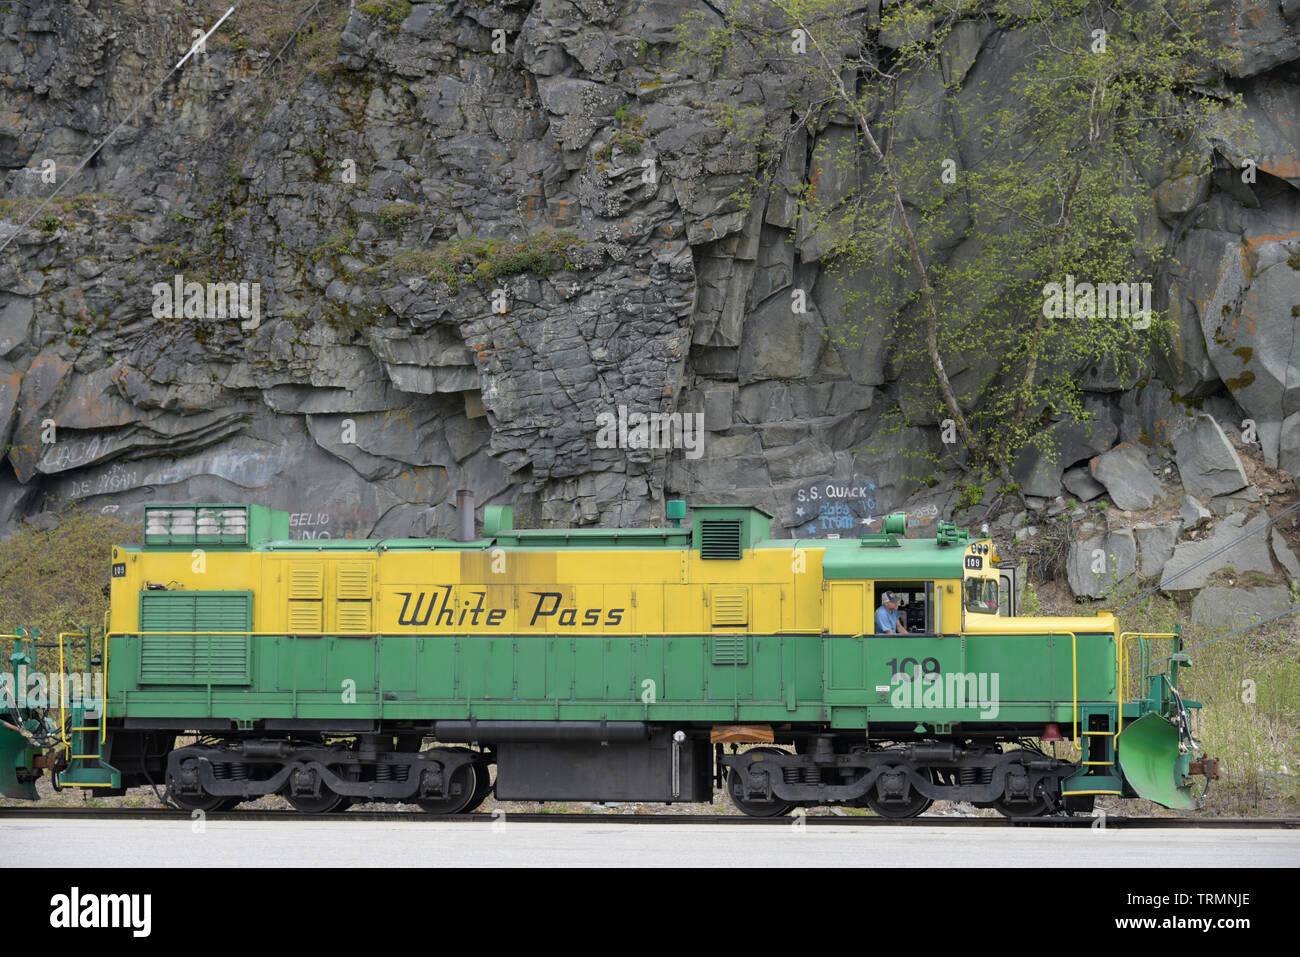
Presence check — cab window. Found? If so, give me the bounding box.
[963,577,999,615]
[873,580,935,634]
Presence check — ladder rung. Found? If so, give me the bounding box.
[1062,789,1122,796]
[59,782,115,788]
[70,754,102,760]
[71,726,100,731]
[1081,760,1114,766]
[1080,730,1114,736]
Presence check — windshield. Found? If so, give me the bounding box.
[964,577,999,615]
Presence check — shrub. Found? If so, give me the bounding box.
[0,511,136,672]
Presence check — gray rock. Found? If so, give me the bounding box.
[703,387,734,432]
[1209,485,1260,516]
[1090,444,1164,511]
[1062,466,1106,502]
[0,298,34,358]
[1191,586,1293,631]
[1190,235,1300,467]
[1272,530,1300,583]
[2,0,1299,547]
[1118,379,1194,449]
[1067,529,1137,599]
[1173,414,1249,499]
[1134,522,1183,580]
[1180,495,1212,526]
[1280,411,1300,480]
[1012,406,1118,498]
[736,291,825,383]
[1160,511,1274,590]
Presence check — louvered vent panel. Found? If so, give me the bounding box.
[336,563,373,600]
[289,563,324,599]
[336,602,372,634]
[710,587,749,626]
[699,520,742,559]
[288,601,323,632]
[711,635,749,665]
[139,592,250,685]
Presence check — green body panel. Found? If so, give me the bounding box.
[104,630,1117,728]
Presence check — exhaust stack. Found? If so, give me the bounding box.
[455,489,475,542]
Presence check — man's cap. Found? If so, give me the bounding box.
[881,591,896,603]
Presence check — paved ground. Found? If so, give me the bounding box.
[2,820,1297,867]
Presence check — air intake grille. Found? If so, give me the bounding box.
[710,587,748,626]
[289,563,323,599]
[336,563,372,599]
[699,519,742,559]
[336,602,372,634]
[711,635,749,665]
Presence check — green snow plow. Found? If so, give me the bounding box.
[1118,637,1218,810]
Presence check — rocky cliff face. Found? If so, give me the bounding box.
[2,0,1299,572]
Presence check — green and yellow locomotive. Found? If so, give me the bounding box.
[2,498,1215,815]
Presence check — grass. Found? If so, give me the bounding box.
[198,0,352,81]
[0,193,130,228]
[309,226,357,262]
[378,231,584,292]
[594,109,646,162]
[375,202,419,233]
[357,0,411,27]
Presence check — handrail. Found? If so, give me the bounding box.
[56,632,94,761]
[1119,632,1179,755]
[1068,632,1077,747]
[102,632,109,744]
[1120,632,1179,702]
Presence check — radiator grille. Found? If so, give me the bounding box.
[699,519,742,559]
[139,592,251,685]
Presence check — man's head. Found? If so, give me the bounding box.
[881,591,899,609]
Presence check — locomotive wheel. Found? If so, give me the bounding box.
[727,747,796,817]
[451,748,493,813]
[992,795,1051,818]
[166,759,229,812]
[993,758,1053,817]
[169,790,228,813]
[416,758,479,815]
[282,769,349,813]
[864,765,934,819]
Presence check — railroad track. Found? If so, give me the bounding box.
[1,807,1295,827]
